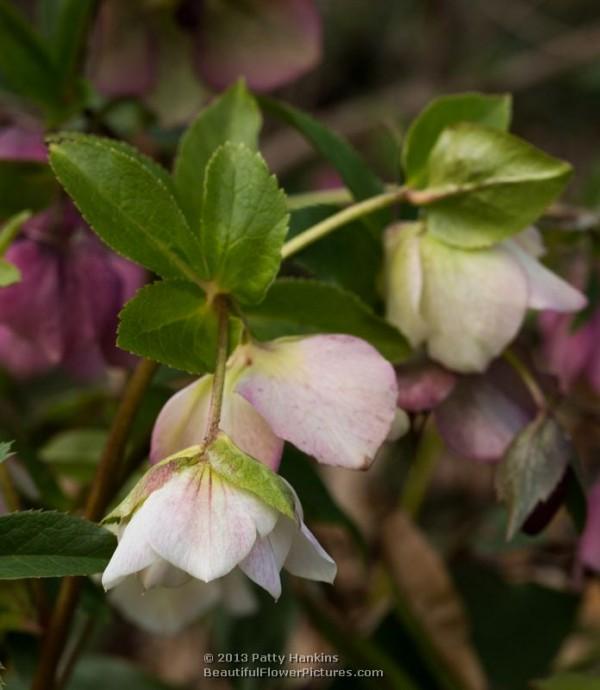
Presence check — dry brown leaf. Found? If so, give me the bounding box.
[381,510,488,690]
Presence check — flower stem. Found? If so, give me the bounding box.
[503,349,547,410]
[281,186,407,259]
[205,294,230,444]
[30,358,158,690]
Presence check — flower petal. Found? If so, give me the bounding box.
[220,569,258,615]
[434,365,534,463]
[384,223,429,348]
[395,359,456,412]
[284,522,336,583]
[239,537,282,599]
[102,515,157,590]
[146,466,278,582]
[236,335,398,469]
[578,481,600,573]
[505,240,587,312]
[195,0,321,91]
[0,127,46,162]
[420,235,529,373]
[150,375,283,469]
[108,575,221,635]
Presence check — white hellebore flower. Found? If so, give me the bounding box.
[102,435,336,635]
[384,223,586,373]
[151,334,399,470]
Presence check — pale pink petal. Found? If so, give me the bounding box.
[434,368,534,463]
[102,514,158,590]
[108,575,221,635]
[578,481,600,573]
[284,523,336,583]
[150,375,283,469]
[384,223,428,348]
[239,537,282,599]
[236,335,398,469]
[220,569,258,615]
[395,359,456,412]
[139,561,190,590]
[195,0,321,91]
[420,236,529,373]
[146,467,278,582]
[505,240,587,312]
[585,311,600,395]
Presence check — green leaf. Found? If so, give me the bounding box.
[38,0,95,80]
[174,80,261,229]
[208,433,296,520]
[533,674,600,690]
[280,446,365,550]
[0,442,14,464]
[416,123,572,248]
[0,260,20,287]
[39,429,106,481]
[200,143,288,304]
[244,278,410,363]
[65,655,178,690]
[0,0,62,117]
[260,97,384,203]
[496,415,573,539]
[118,280,242,374]
[454,561,579,690]
[0,511,116,579]
[0,160,58,217]
[403,92,512,185]
[48,133,204,281]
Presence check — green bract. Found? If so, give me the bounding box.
[245,278,410,363]
[200,142,289,304]
[174,80,262,229]
[414,123,572,248]
[403,92,512,185]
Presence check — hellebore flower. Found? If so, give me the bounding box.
[0,202,145,379]
[151,334,399,471]
[89,0,321,102]
[102,435,336,633]
[578,480,600,574]
[384,223,586,373]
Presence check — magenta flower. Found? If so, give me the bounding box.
[578,481,600,574]
[89,0,321,101]
[0,202,145,379]
[152,334,399,471]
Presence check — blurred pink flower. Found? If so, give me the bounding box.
[89,0,321,100]
[578,480,600,573]
[0,202,145,379]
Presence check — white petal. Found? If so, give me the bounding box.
[505,240,587,312]
[139,560,190,590]
[108,575,221,636]
[384,223,429,346]
[102,511,158,590]
[220,569,258,615]
[284,522,337,583]
[511,226,545,258]
[150,374,283,469]
[146,466,278,582]
[420,235,529,373]
[236,335,398,469]
[239,537,282,600]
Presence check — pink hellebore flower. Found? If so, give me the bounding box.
[578,481,600,574]
[151,334,399,471]
[0,203,145,379]
[102,436,336,634]
[89,0,321,99]
[384,223,586,373]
